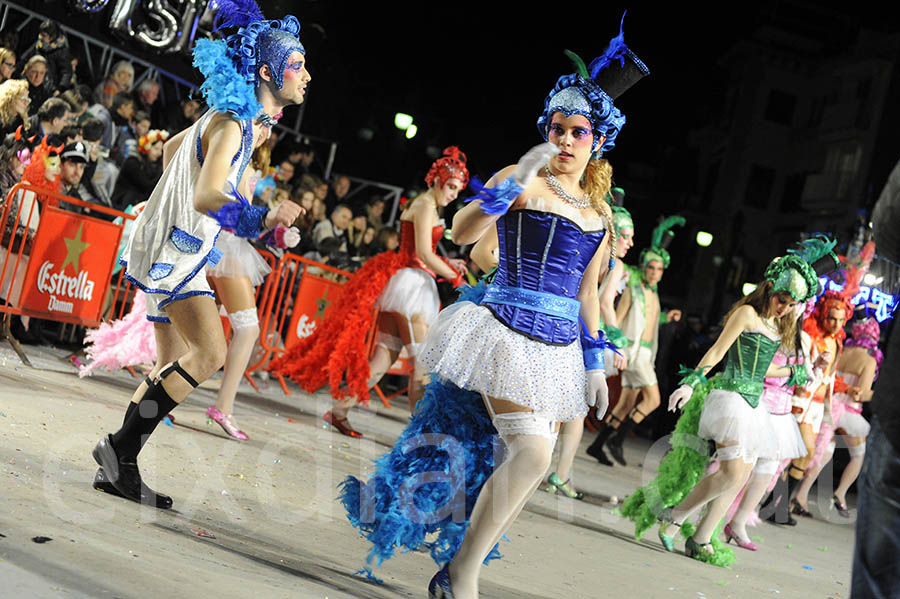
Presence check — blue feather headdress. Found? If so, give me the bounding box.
[193,0,305,120]
[536,12,649,154]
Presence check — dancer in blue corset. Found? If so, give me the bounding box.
[339,16,649,599]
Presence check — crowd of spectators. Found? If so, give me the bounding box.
[0,17,458,344]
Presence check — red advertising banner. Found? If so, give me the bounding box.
[19,207,122,324]
[283,273,344,350]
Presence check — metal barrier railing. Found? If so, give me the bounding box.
[0,181,136,365]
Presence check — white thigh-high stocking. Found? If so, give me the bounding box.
[216,309,260,415]
[835,441,866,503]
[795,441,835,507]
[730,460,778,542]
[555,417,584,483]
[448,414,556,599]
[664,447,753,540]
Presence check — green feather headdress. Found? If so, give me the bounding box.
[763,235,840,302]
[640,215,686,269]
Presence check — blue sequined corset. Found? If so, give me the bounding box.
[483,209,606,345]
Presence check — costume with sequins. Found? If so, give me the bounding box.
[338,17,646,578]
[621,239,839,567]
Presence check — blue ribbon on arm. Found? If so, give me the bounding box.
[580,318,621,372]
[207,183,269,239]
[464,175,524,216]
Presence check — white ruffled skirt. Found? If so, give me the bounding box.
[698,389,779,463]
[835,407,871,438]
[769,412,807,460]
[375,267,440,325]
[207,230,271,287]
[420,301,588,423]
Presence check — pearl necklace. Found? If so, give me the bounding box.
[761,316,779,334]
[543,168,591,209]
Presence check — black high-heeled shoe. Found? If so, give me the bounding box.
[791,498,812,518]
[684,536,714,560]
[428,564,455,598]
[832,495,851,518]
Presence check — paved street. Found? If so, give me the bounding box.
[0,343,854,599]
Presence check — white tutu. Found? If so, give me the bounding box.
[420,301,588,423]
[375,267,441,325]
[698,388,779,463]
[769,412,807,460]
[835,407,871,438]
[207,230,272,286]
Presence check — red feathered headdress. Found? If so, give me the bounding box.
[22,136,64,202]
[425,146,469,188]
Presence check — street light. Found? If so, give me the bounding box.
[696,231,713,247]
[394,113,413,130]
[405,124,418,139]
[742,282,758,296]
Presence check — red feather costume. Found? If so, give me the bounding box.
[268,147,468,401]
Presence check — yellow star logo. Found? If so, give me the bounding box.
[314,288,331,322]
[61,223,90,273]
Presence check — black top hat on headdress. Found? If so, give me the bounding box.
[536,12,650,155]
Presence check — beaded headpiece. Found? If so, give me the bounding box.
[138,129,169,154]
[425,146,469,188]
[536,14,649,154]
[640,215,685,269]
[192,0,304,121]
[764,236,839,303]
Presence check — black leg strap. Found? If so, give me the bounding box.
[606,413,624,427]
[144,376,154,387]
[630,408,648,421]
[160,360,199,388]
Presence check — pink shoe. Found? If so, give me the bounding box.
[206,406,249,440]
[724,524,758,551]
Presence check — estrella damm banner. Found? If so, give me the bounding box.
[20,206,122,323]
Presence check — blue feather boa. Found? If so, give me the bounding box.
[192,38,262,121]
[340,284,502,574]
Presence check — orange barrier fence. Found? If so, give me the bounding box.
[0,183,137,362]
[248,252,353,395]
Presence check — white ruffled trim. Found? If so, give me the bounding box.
[421,301,588,423]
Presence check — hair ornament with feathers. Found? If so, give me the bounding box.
[425,146,470,188]
[764,235,840,303]
[536,12,649,155]
[192,0,304,121]
[639,215,685,269]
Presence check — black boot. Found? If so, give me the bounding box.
[608,417,638,467]
[586,425,615,466]
[92,435,173,509]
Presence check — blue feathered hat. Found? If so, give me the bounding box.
[536,13,649,154]
[192,0,305,120]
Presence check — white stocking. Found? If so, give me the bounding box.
[216,309,259,416]
[730,469,775,541]
[449,415,555,599]
[555,417,584,483]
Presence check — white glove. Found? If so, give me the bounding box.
[513,142,560,187]
[586,370,609,419]
[668,384,694,412]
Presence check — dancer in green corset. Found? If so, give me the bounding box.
[620,238,839,566]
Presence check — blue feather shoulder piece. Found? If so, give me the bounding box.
[192,38,262,121]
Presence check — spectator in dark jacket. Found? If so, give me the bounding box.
[22,55,53,109]
[29,20,73,92]
[110,129,166,210]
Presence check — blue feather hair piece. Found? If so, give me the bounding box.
[211,0,264,31]
[588,12,628,79]
[192,38,262,121]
